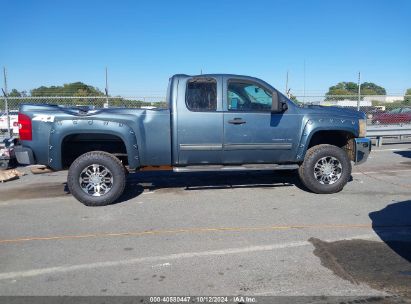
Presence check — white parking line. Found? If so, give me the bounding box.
[372,148,409,152]
[352,169,411,175]
[152,262,171,268]
[0,234,376,280]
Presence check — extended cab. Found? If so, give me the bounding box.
[16,74,371,206]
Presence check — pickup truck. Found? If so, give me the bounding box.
[15,74,371,206]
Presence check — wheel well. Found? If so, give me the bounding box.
[62,133,127,168]
[308,130,355,161]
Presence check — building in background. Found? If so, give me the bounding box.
[363,95,404,103]
[322,99,372,107]
[322,95,404,107]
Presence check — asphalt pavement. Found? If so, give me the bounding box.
[0,143,410,301]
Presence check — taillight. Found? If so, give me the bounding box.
[18,113,32,141]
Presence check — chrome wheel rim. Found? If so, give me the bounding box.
[313,156,342,185]
[79,164,113,196]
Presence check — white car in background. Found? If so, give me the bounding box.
[0,111,19,135]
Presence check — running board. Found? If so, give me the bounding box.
[173,164,299,173]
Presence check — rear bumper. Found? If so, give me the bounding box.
[354,138,371,165]
[14,146,35,165]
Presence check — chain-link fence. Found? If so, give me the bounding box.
[0,96,167,138]
[0,96,167,109]
[1,95,410,138]
[292,94,411,126]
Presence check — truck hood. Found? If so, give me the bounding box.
[298,104,365,120]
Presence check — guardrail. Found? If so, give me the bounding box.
[367,124,411,146]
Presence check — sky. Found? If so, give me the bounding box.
[1,0,410,97]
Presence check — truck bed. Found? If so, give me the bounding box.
[19,104,172,170]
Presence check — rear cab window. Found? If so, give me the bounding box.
[186,78,217,112]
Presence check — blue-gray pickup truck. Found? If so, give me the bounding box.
[16,74,371,206]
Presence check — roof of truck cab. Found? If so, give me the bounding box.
[171,74,269,82]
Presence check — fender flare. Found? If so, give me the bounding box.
[295,117,359,161]
[48,118,140,170]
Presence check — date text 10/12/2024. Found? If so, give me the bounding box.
[149,296,257,303]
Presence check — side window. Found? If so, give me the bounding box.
[186,78,217,111]
[227,81,272,111]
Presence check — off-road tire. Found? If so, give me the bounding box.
[298,144,351,194]
[67,151,126,206]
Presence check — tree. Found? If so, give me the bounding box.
[289,94,300,104]
[404,88,411,105]
[361,82,386,95]
[325,82,358,100]
[5,82,167,109]
[8,89,22,97]
[325,82,386,100]
[31,82,104,97]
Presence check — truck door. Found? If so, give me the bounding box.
[222,77,296,164]
[176,76,223,165]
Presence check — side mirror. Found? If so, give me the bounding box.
[271,91,287,113]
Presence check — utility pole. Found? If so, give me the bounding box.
[2,67,11,138]
[104,67,109,108]
[285,70,289,95]
[357,72,361,111]
[303,60,306,103]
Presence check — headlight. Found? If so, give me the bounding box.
[359,119,366,137]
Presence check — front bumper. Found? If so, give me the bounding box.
[354,138,371,165]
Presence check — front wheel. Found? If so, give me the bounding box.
[67,151,126,206]
[298,144,351,194]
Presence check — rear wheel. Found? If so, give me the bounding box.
[298,144,351,194]
[67,151,126,206]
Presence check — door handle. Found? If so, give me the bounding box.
[228,118,246,125]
